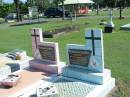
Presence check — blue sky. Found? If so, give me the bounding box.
[3,0,26,3]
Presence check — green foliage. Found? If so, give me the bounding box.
[0,0,2,6]
[19,2,28,14]
[104,0,117,8]
[0,3,15,18]
[27,0,52,12]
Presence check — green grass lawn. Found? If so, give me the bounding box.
[0,9,130,96]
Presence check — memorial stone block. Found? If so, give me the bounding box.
[85,29,104,72]
[30,28,65,74]
[31,28,43,56]
[36,42,60,64]
[62,29,112,85]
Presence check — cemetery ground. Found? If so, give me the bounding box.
[0,9,130,97]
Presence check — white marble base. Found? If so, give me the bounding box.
[9,74,115,97]
[29,60,66,74]
[86,78,115,97]
[62,66,111,84]
[44,75,115,97]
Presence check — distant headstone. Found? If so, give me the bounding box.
[120,23,130,30]
[104,9,115,33]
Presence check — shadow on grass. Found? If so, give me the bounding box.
[10,21,48,27]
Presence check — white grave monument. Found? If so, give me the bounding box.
[47,29,115,97]
[105,9,115,33]
[29,28,65,74]
[106,9,115,28]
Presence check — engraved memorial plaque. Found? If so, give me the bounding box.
[68,49,91,67]
[38,45,56,62]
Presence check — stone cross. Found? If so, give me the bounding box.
[85,30,101,56]
[85,29,104,72]
[31,28,43,55]
[109,9,113,22]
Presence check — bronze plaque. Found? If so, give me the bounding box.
[38,45,56,61]
[68,49,91,67]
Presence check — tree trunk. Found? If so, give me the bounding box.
[62,0,65,20]
[14,0,21,22]
[57,0,59,8]
[97,4,99,15]
[119,5,122,19]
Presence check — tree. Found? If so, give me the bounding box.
[104,0,116,8]
[20,1,28,14]
[126,0,130,6]
[93,0,104,15]
[54,0,65,20]
[0,3,15,18]
[27,0,51,12]
[14,0,22,22]
[0,0,3,6]
[117,0,126,19]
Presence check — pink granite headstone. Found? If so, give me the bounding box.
[31,28,43,56]
[30,28,65,74]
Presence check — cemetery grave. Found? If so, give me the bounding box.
[43,23,89,38]
[31,28,115,97]
[43,26,79,38]
[30,28,66,74]
[0,27,115,97]
[120,23,130,30]
[0,8,130,96]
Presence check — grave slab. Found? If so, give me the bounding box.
[0,69,50,97]
[0,51,32,78]
[120,23,130,30]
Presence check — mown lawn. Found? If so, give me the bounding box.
[0,8,130,97]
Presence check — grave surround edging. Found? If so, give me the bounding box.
[0,56,32,78]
